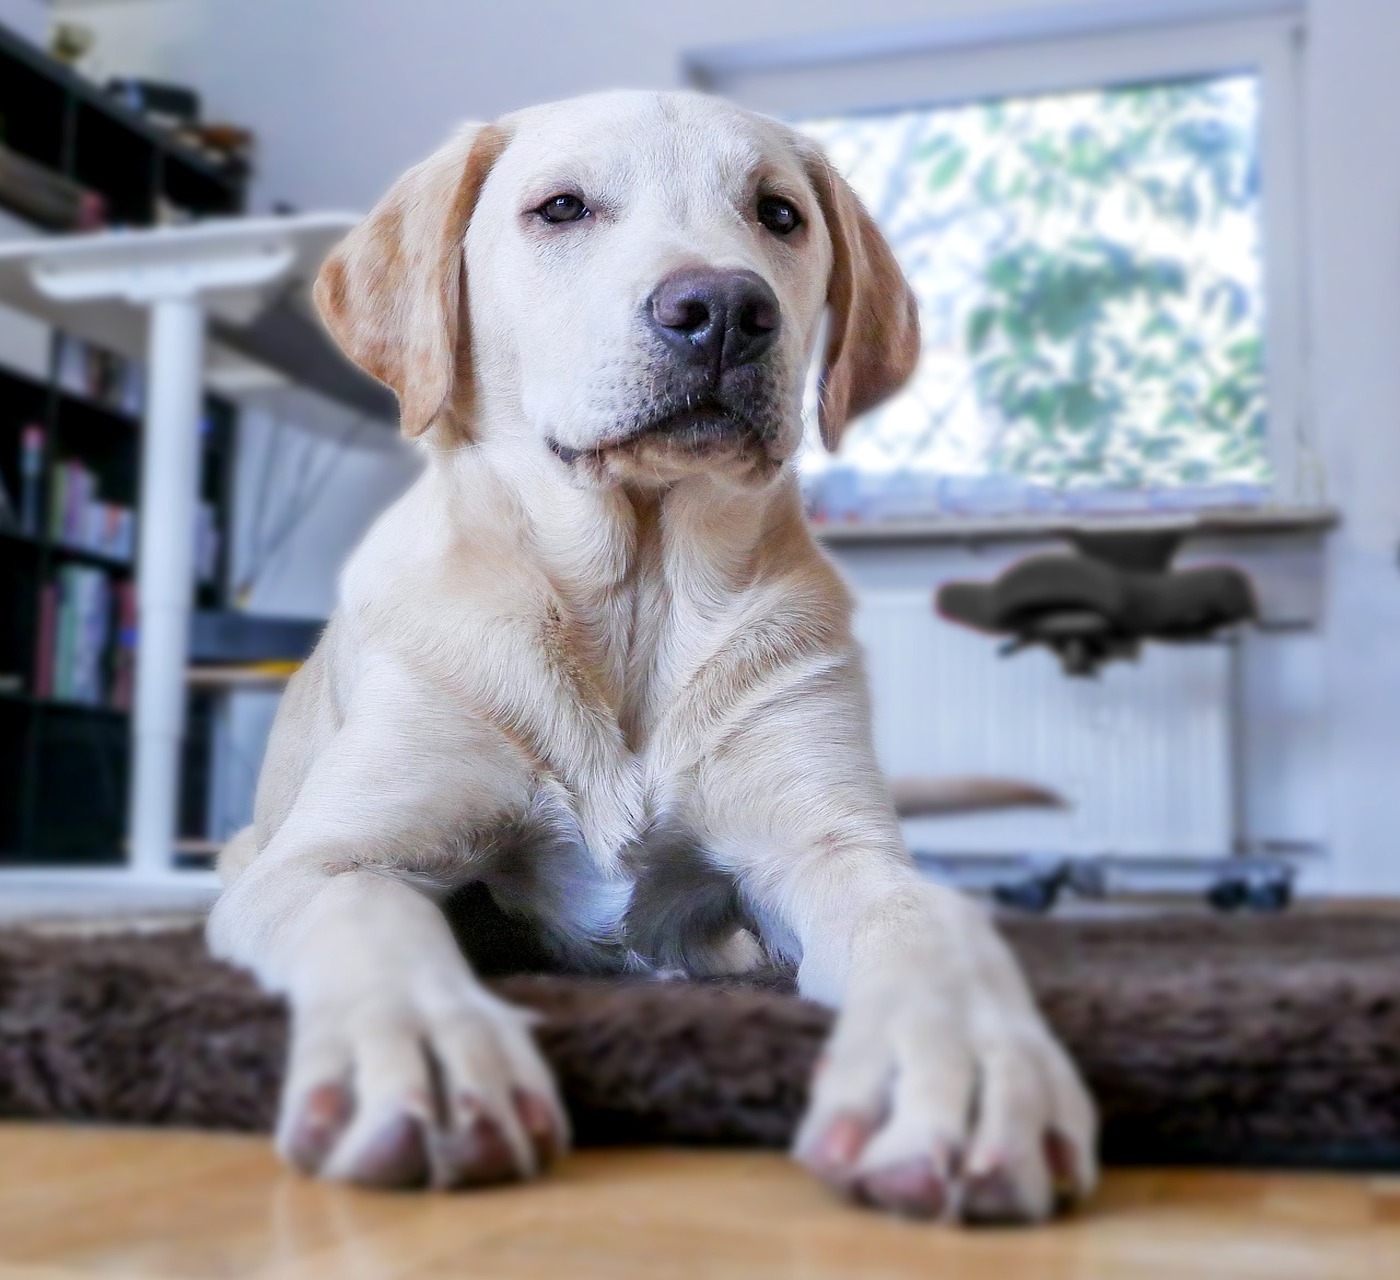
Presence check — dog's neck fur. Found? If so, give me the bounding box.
[461,423,808,594]
[368,419,835,755]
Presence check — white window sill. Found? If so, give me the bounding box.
[812,504,1338,548]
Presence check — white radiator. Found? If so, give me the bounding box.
[852,588,1235,858]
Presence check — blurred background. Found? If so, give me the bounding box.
[0,0,1395,916]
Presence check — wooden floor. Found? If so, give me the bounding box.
[0,1127,1397,1280]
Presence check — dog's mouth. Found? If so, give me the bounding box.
[549,399,760,465]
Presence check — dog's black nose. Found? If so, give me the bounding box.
[648,268,780,370]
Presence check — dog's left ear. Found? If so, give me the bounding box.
[802,149,921,451]
[314,122,508,441]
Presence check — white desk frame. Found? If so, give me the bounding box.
[0,215,357,885]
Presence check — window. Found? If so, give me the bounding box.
[689,8,1310,520]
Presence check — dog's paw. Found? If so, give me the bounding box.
[793,985,1097,1224]
[277,980,567,1190]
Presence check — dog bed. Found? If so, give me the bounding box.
[1,913,1397,1169]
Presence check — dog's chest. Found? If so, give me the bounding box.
[566,542,739,753]
[473,804,746,975]
[458,518,762,973]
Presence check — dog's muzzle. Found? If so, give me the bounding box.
[547,268,786,467]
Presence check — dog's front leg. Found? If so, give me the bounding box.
[793,872,1096,1222]
[208,681,566,1190]
[695,669,1097,1223]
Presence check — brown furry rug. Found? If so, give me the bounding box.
[1,913,1398,1169]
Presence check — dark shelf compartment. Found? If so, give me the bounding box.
[49,541,134,574]
[0,695,29,853]
[0,688,127,716]
[55,386,141,433]
[0,364,49,420]
[0,527,42,553]
[0,23,241,203]
[30,701,129,862]
[0,544,39,698]
[0,45,68,176]
[71,99,158,226]
[163,151,241,219]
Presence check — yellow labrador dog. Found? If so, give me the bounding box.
[210,90,1096,1224]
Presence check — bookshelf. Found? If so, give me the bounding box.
[0,21,244,865]
[0,24,241,230]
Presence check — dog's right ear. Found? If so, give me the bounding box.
[314,122,507,441]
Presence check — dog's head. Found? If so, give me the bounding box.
[316,91,919,487]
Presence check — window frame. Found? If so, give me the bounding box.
[685,8,1314,511]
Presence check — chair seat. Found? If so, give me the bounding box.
[937,551,1256,674]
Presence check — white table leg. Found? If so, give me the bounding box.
[129,294,205,878]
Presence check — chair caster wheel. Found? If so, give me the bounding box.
[1208,877,1249,912]
[995,872,1062,914]
[1246,876,1292,913]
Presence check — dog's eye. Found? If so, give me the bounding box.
[757,196,802,236]
[536,193,590,224]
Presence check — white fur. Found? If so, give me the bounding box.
[209,90,1097,1220]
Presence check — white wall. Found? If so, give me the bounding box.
[0,0,46,44]
[1303,0,1400,893]
[42,0,1400,891]
[67,0,1023,213]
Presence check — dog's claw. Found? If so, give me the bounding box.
[434,1100,520,1189]
[800,1114,872,1180]
[857,1158,949,1219]
[349,1114,431,1189]
[513,1090,562,1169]
[286,1083,352,1174]
[962,1166,1025,1225]
[1044,1130,1082,1212]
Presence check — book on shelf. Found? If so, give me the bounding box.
[194,499,220,584]
[47,460,136,562]
[0,145,107,232]
[20,425,43,536]
[33,580,56,701]
[110,582,136,711]
[0,467,15,532]
[33,566,135,710]
[32,448,214,579]
[54,334,145,416]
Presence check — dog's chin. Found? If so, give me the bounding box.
[549,406,783,488]
[632,406,758,450]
